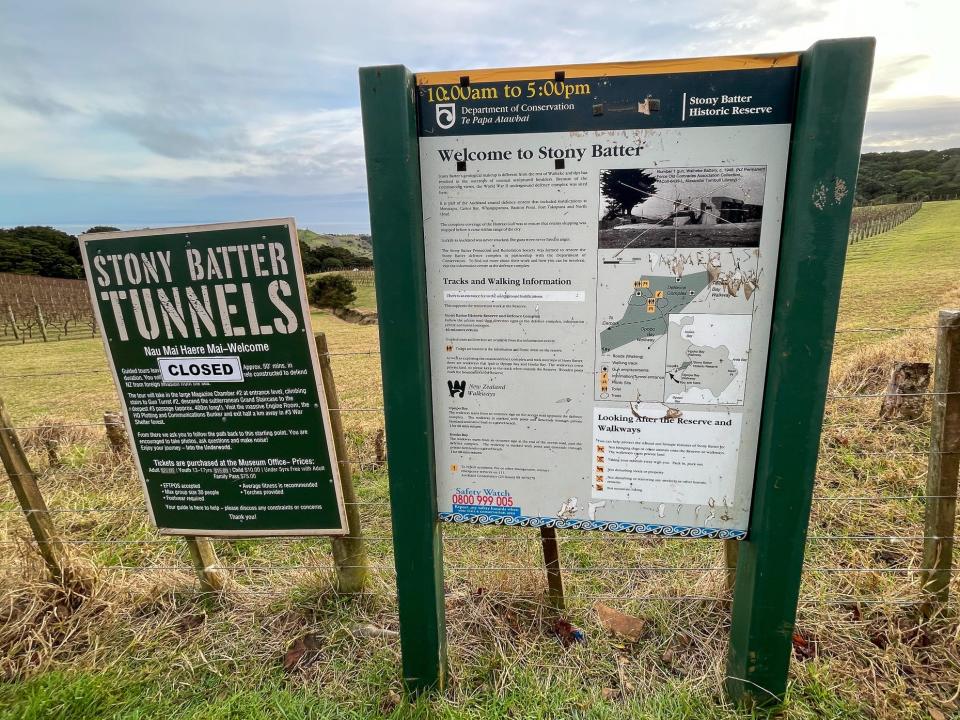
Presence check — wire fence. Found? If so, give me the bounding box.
[0,323,956,597]
[1,312,959,703]
[847,201,923,244]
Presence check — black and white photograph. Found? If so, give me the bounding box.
[598,165,767,248]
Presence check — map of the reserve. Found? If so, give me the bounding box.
[664,314,750,404]
[595,249,758,403]
[599,271,709,353]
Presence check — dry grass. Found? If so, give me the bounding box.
[1,204,960,718]
[831,331,934,395]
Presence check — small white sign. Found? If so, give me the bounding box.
[157,356,244,383]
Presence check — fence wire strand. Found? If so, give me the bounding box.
[2,308,960,637]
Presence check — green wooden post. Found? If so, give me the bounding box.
[725,38,874,705]
[359,64,447,693]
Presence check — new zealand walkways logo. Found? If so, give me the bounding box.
[436,103,456,130]
[447,379,466,398]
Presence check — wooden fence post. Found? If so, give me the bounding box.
[724,539,739,592]
[0,395,73,583]
[921,309,960,608]
[539,527,565,610]
[184,537,225,593]
[7,305,18,340]
[35,303,47,342]
[103,411,128,455]
[315,331,369,594]
[374,428,386,466]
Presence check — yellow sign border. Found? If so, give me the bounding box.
[416,52,799,86]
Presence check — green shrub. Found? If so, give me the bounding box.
[309,274,357,309]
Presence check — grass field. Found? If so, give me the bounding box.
[839,200,960,330]
[1,202,960,719]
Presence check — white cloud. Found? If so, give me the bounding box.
[0,0,957,228]
[863,96,960,151]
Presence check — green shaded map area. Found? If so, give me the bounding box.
[600,271,710,353]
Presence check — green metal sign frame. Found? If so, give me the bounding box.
[360,37,874,704]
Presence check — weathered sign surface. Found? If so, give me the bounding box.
[416,56,799,537]
[80,219,347,536]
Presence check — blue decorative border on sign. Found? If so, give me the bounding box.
[438,511,746,540]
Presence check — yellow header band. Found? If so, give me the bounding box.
[415,52,800,86]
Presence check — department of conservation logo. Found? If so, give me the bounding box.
[436,103,456,130]
[447,379,466,398]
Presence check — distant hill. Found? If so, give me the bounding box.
[296,230,372,274]
[856,148,960,204]
[298,229,372,258]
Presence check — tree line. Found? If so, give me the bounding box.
[0,226,91,279]
[298,242,372,274]
[856,148,960,204]
[0,225,372,280]
[3,146,958,279]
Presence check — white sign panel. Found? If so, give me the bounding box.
[157,356,244,383]
[416,55,799,538]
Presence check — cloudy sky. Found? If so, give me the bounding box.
[0,0,955,234]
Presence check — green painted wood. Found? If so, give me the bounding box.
[359,64,447,693]
[725,38,875,706]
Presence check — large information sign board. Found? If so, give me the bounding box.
[80,219,347,536]
[416,56,799,538]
